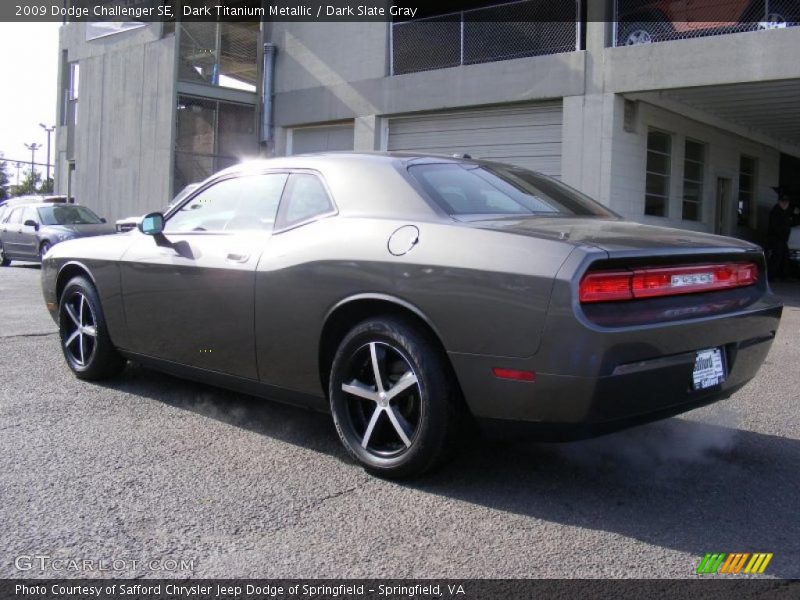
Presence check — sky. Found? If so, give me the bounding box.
[0,22,61,184]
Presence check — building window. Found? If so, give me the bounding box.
[178,22,259,92]
[682,139,705,221]
[738,156,757,227]
[174,96,257,193]
[69,62,80,101]
[61,61,79,127]
[60,60,80,160]
[645,130,671,217]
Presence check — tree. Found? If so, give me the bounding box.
[10,169,42,197]
[0,161,9,201]
[39,177,54,194]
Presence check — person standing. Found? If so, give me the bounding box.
[767,195,793,280]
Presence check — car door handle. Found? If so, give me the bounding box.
[226,252,249,263]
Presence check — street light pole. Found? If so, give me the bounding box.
[39,124,55,182]
[24,142,41,176]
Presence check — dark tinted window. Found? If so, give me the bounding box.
[409,163,615,217]
[38,205,102,225]
[645,130,671,217]
[277,174,334,228]
[166,173,288,233]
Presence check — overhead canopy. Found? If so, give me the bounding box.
[663,80,800,151]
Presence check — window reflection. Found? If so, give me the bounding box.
[174,96,256,193]
[178,22,259,92]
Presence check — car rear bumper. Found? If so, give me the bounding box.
[448,301,781,437]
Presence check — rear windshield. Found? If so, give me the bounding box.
[38,205,103,226]
[408,163,616,218]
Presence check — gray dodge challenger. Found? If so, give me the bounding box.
[41,153,782,477]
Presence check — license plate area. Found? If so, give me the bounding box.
[692,347,726,391]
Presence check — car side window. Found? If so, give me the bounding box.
[276,173,334,229]
[6,208,24,225]
[165,173,288,233]
[22,207,39,225]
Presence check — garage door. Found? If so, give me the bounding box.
[387,103,563,178]
[289,123,355,155]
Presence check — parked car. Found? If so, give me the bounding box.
[40,153,782,477]
[789,225,800,266]
[0,195,68,225]
[115,183,201,232]
[617,0,797,45]
[0,202,113,265]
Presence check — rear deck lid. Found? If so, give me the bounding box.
[461,217,759,255]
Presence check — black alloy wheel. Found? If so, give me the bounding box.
[58,276,126,380]
[329,317,462,478]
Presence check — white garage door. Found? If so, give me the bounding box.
[289,123,355,155]
[387,103,563,178]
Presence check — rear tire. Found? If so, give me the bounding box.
[618,14,673,45]
[329,316,462,479]
[0,242,10,267]
[58,276,126,380]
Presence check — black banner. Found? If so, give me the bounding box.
[4,0,795,23]
[1,580,799,600]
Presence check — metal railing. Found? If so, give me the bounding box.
[614,0,799,47]
[391,0,582,76]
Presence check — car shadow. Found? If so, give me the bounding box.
[102,363,344,456]
[101,363,799,578]
[420,423,799,579]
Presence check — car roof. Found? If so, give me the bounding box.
[198,152,539,221]
[5,202,85,209]
[0,195,68,208]
[218,151,486,177]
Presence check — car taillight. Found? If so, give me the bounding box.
[579,262,758,303]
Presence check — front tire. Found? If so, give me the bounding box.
[39,241,51,261]
[745,1,796,28]
[329,317,462,478]
[58,276,126,380]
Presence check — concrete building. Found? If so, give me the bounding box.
[55,0,800,244]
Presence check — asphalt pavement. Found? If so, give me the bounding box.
[1,263,798,579]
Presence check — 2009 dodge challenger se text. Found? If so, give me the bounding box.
[41,153,782,477]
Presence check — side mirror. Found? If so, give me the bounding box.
[138,212,165,235]
[100,217,107,223]
[24,219,39,230]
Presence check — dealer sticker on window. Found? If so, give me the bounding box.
[693,348,726,390]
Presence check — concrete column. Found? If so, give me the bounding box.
[354,115,380,152]
[561,0,616,206]
[271,126,289,157]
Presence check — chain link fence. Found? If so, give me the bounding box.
[391,0,581,76]
[178,22,259,91]
[614,0,799,46]
[174,96,255,192]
